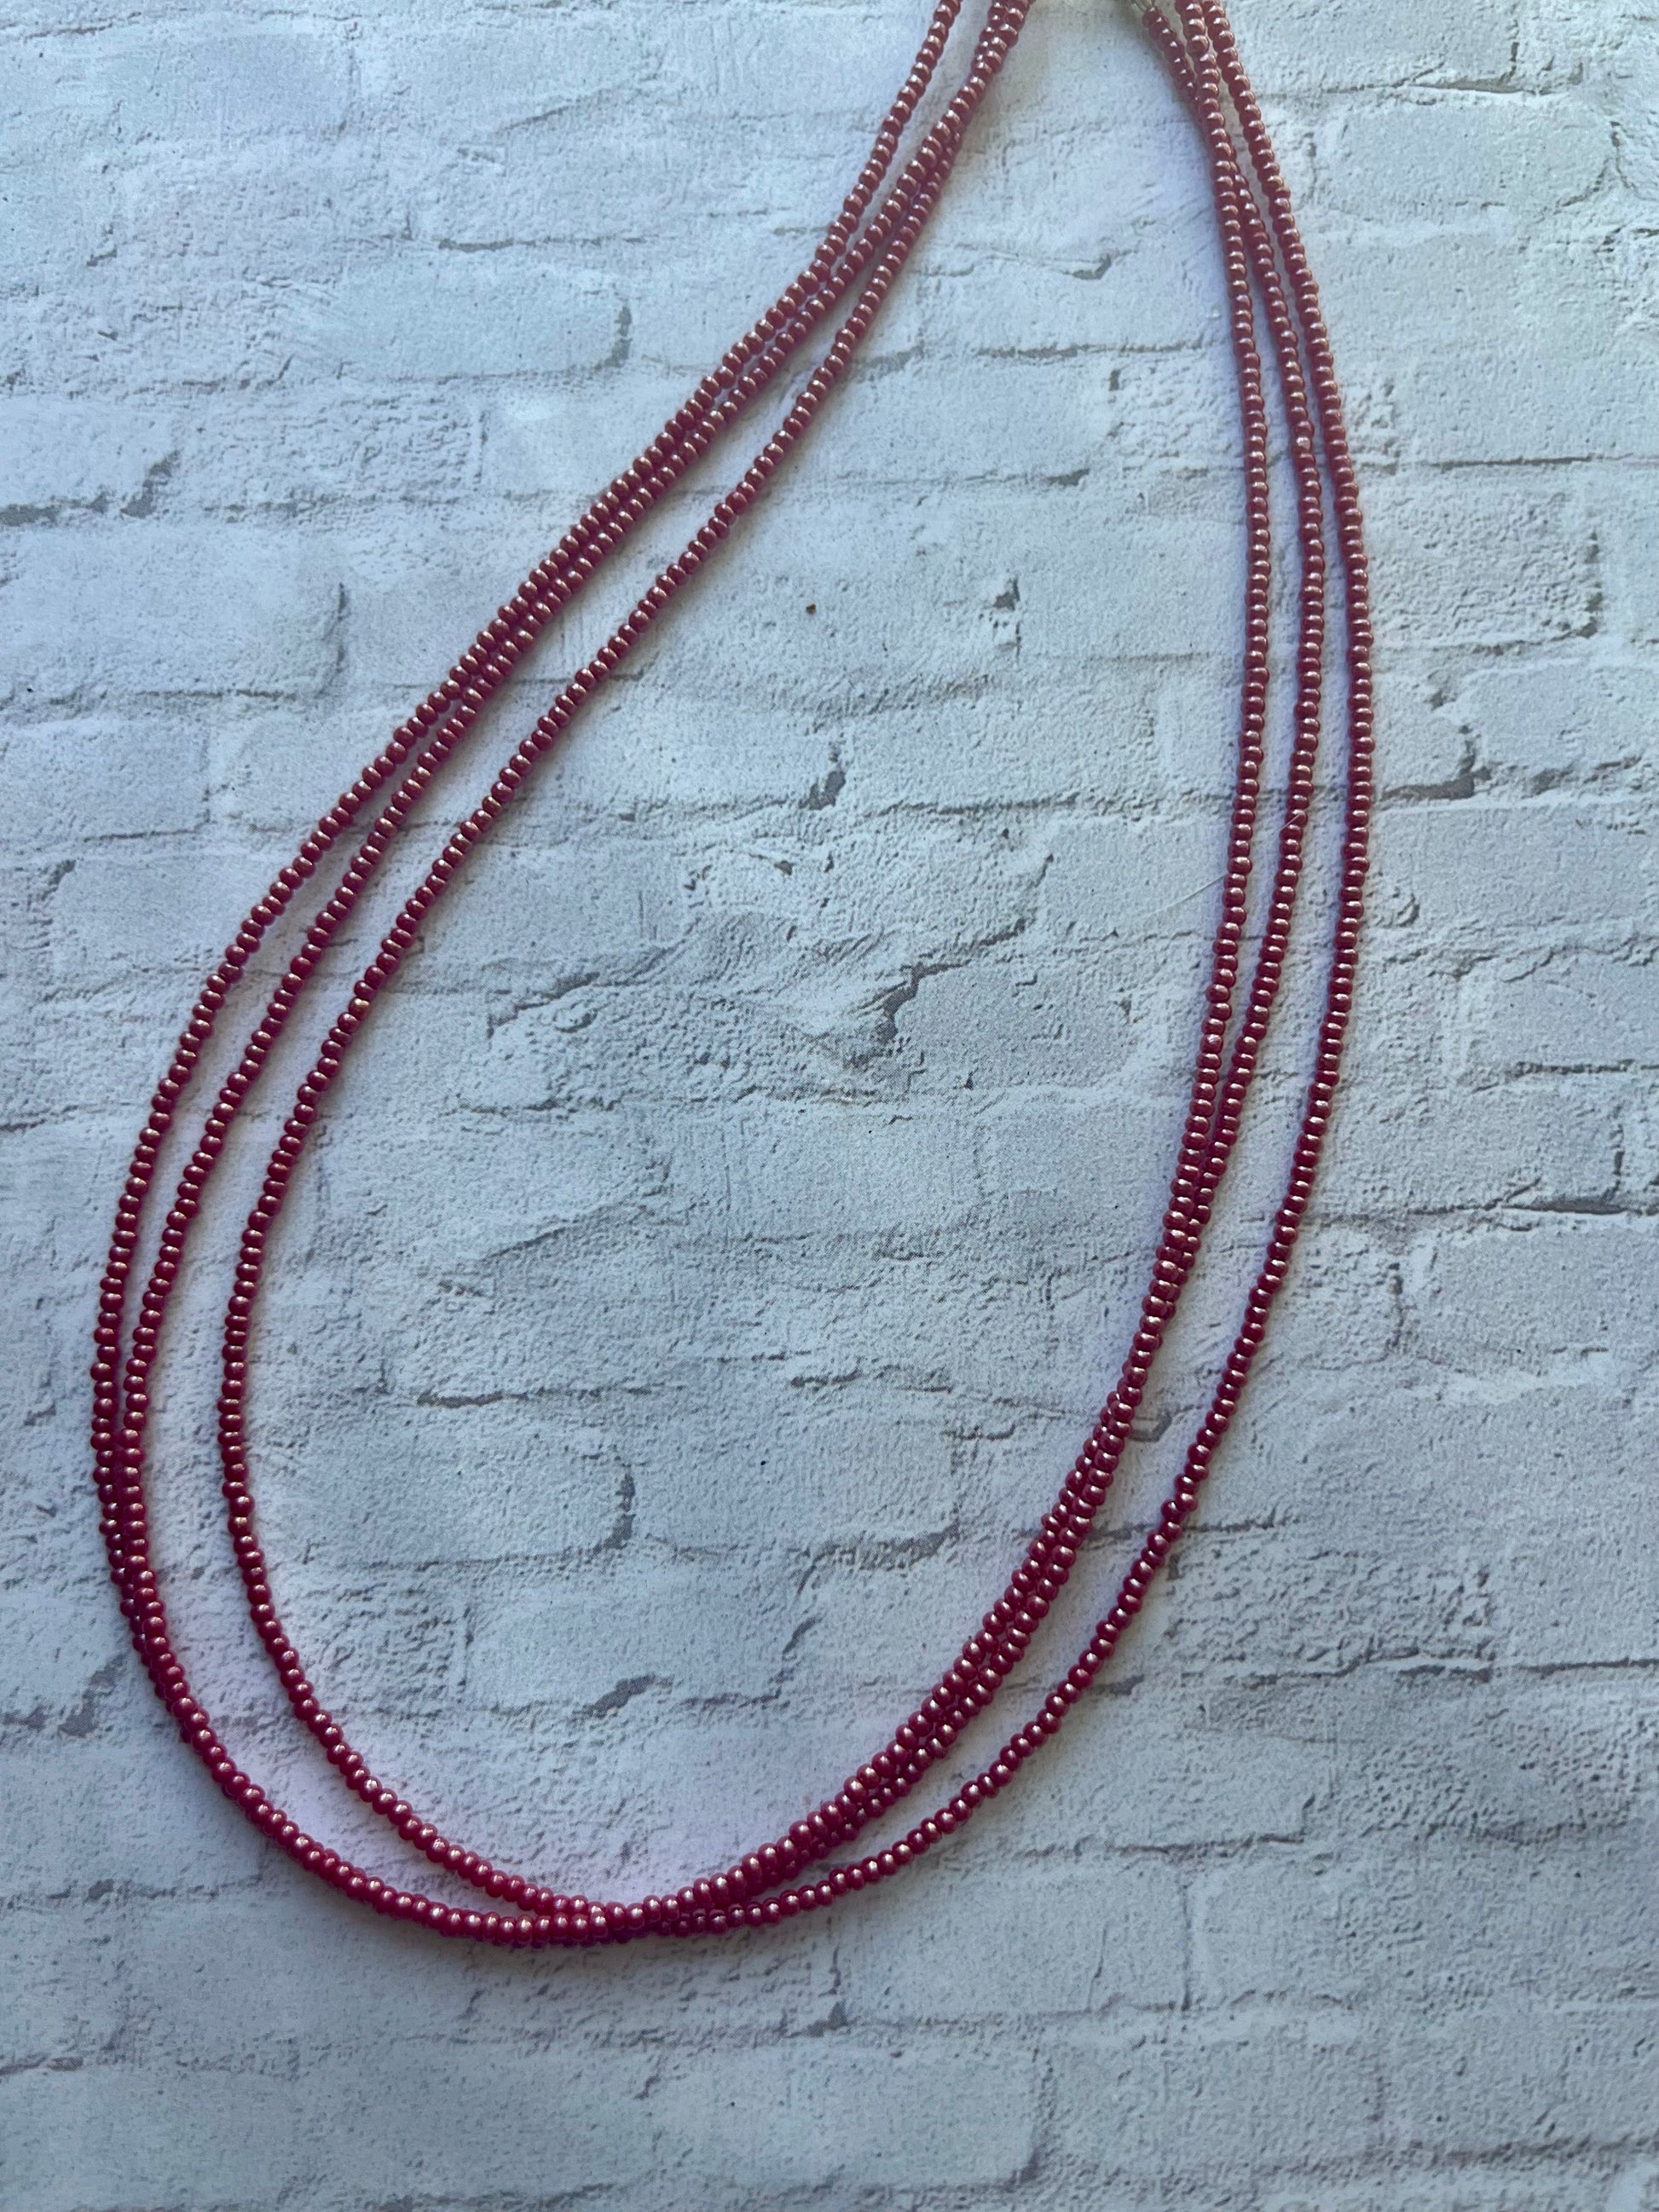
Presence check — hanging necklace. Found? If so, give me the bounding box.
[90,0,1373,1948]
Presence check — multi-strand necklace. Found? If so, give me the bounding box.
[90,0,1373,1947]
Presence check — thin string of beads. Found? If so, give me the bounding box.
[95,3,1041,1941]
[210,0,1042,1907]
[207,0,1302,1932]
[94,0,978,1600]
[107,0,1035,1896]
[659,0,1376,1940]
[100,0,1026,1701]
[90,0,986,1610]
[627,0,1360,1938]
[101,0,1336,1946]
[92,0,1372,1948]
[655,0,1300,1912]
[210,0,1292,1918]
[213,0,1319,1941]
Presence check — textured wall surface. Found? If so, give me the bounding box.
[3,0,1657,2204]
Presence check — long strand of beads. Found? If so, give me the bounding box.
[90,0,1371,1946]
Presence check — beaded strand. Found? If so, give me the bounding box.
[90,0,1371,1947]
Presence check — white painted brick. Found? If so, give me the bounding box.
[47,842,287,983]
[642,2037,1042,2190]
[1371,474,1598,647]
[676,1100,980,1242]
[1264,2171,1612,2212]
[1166,1529,1496,1684]
[0,2045,657,2212]
[1440,654,1656,788]
[1331,1075,1622,1211]
[1413,1215,1659,1372]
[260,1396,628,1566]
[988,1678,1327,1853]
[1312,1674,1641,1844]
[0,1902,129,2076]
[296,257,627,383]
[1194,1834,1656,2010]
[1038,815,1225,944]
[1376,806,1654,942]
[83,30,352,147]
[417,840,689,981]
[354,21,661,144]
[833,1852,1187,2019]
[1464,949,1659,1076]
[627,1390,960,1550]
[178,391,483,517]
[1385,2001,1659,2156]
[1,527,342,701]
[1320,94,1613,224]
[6,1735,269,1902]
[1494,1527,1659,1670]
[1232,0,1521,95]
[0,398,176,520]
[1595,465,1659,644]
[1049,2016,1383,2179]
[0,715,208,846]
[1400,344,1659,465]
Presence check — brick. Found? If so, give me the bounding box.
[1194,1833,1656,2011]
[1493,1523,1659,1670]
[1166,1528,1496,1684]
[989,1678,1327,1853]
[643,2038,1041,2190]
[259,1395,627,1565]
[47,842,286,984]
[1386,2001,1659,2156]
[297,256,626,382]
[1039,815,1227,944]
[179,390,483,517]
[1309,1673,1643,1845]
[1413,1215,1659,1371]
[1441,653,1657,788]
[355,21,658,144]
[5,1736,269,1901]
[0,2044,656,2212]
[0,715,208,847]
[1593,466,1659,645]
[673,1100,978,1242]
[0,1903,128,2076]
[834,1852,1186,2020]
[1320,94,1612,225]
[1228,2,1521,95]
[0,397,176,523]
[1374,805,1655,942]
[1,1580,134,1738]
[626,1386,959,1550]
[464,1556,793,1713]
[1263,2172,1614,2212]
[1400,343,1659,465]
[1464,950,1659,1077]
[317,1111,650,1265]
[1049,2016,1383,2179]
[95,29,351,146]
[417,840,687,982]
[1329,1074,1621,1211]
[1,527,341,702]
[1369,474,1598,648]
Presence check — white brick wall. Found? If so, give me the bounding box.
[3,0,1656,2204]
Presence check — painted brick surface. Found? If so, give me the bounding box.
[3,0,1657,2207]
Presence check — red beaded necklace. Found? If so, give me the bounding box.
[91,0,1373,1948]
